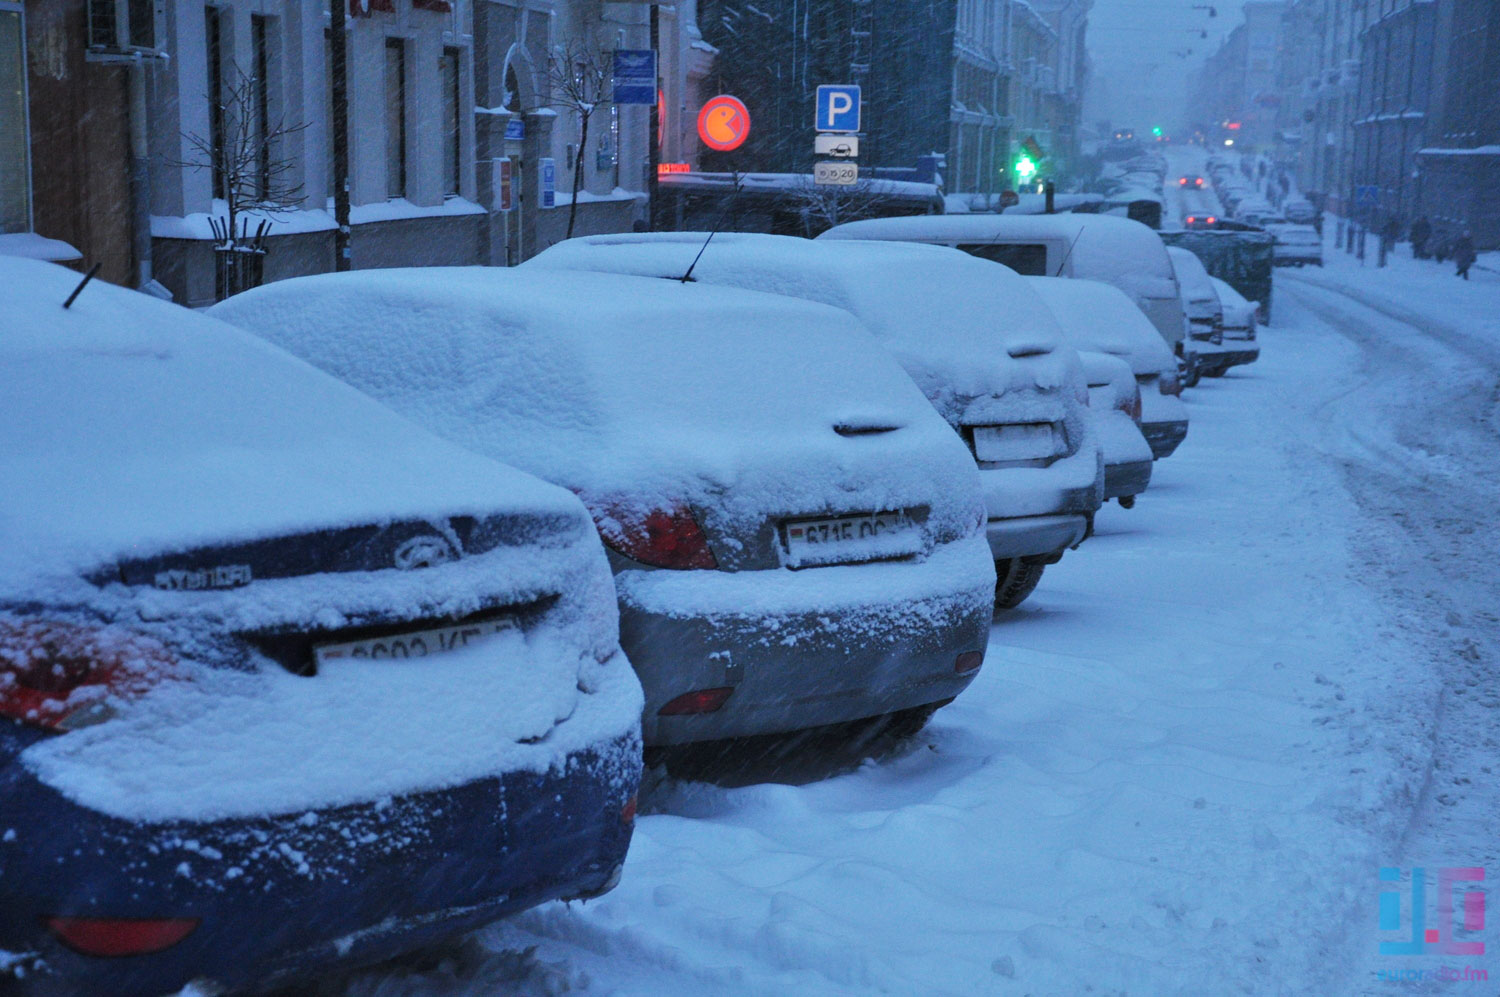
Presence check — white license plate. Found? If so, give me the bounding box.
[782,510,921,568]
[971,423,1065,463]
[314,618,517,666]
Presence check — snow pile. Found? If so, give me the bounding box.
[1024,276,1177,377]
[1,257,637,822]
[211,266,986,554]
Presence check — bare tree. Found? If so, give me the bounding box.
[786,176,906,236]
[545,40,612,240]
[174,62,308,248]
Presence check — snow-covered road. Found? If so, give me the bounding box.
[288,256,1496,997]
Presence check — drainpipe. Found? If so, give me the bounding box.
[128,55,169,298]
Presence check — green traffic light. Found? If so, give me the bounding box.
[1152,126,1163,136]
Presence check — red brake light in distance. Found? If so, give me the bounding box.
[658,687,734,716]
[621,796,638,825]
[0,620,176,731]
[955,651,983,673]
[44,916,199,957]
[589,504,718,570]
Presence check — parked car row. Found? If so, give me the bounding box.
[1205,154,1323,268]
[2,209,1250,995]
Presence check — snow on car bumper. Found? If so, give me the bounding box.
[0,727,640,997]
[1142,419,1190,460]
[977,444,1103,560]
[615,535,996,746]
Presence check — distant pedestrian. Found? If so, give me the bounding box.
[1453,231,1476,280]
[1410,215,1432,259]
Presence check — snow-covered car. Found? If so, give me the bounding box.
[1024,276,1190,460]
[212,267,996,745]
[1167,246,1225,386]
[525,233,1103,611]
[1283,198,1318,224]
[817,213,1190,357]
[0,258,642,997]
[1078,352,1154,507]
[1206,276,1262,375]
[1272,224,1324,267]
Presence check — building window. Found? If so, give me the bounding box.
[0,3,29,234]
[385,38,406,199]
[206,5,227,201]
[441,46,460,196]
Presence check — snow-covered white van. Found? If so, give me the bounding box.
[818,213,1189,354]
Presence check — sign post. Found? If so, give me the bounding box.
[814,84,861,186]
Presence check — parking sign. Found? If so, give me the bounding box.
[816,85,861,133]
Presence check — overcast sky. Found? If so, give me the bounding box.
[1083,0,1250,133]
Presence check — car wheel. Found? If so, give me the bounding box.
[1205,367,1226,378]
[995,558,1046,610]
[1118,494,1136,509]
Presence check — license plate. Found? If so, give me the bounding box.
[314,618,517,666]
[782,510,922,568]
[971,423,1065,463]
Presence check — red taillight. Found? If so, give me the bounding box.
[657,687,734,716]
[621,796,637,825]
[1159,369,1183,397]
[1207,216,1217,224]
[0,621,176,731]
[955,651,983,673]
[1117,384,1143,423]
[44,916,199,957]
[590,504,718,570]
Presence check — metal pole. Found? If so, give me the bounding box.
[647,4,660,231]
[331,0,352,270]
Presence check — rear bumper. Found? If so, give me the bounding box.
[1195,342,1260,371]
[0,729,640,997]
[1142,419,1190,460]
[1104,457,1154,500]
[985,512,1090,560]
[617,535,996,746]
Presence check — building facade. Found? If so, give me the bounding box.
[1416,0,1499,247]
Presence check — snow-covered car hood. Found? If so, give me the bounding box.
[525,233,1084,432]
[1209,276,1258,329]
[211,266,985,554]
[1024,276,1177,378]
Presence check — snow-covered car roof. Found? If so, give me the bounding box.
[0,257,582,593]
[211,266,983,546]
[1166,246,1220,307]
[524,232,1080,427]
[816,213,1179,300]
[1024,277,1176,377]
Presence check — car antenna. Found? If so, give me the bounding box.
[1053,229,1084,277]
[62,263,103,309]
[678,174,744,283]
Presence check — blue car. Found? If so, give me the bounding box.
[0,258,643,996]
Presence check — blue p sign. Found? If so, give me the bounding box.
[816,85,861,134]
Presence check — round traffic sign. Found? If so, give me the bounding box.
[697,95,751,152]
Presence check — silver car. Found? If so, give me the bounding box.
[211,267,996,746]
[525,232,1104,611]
